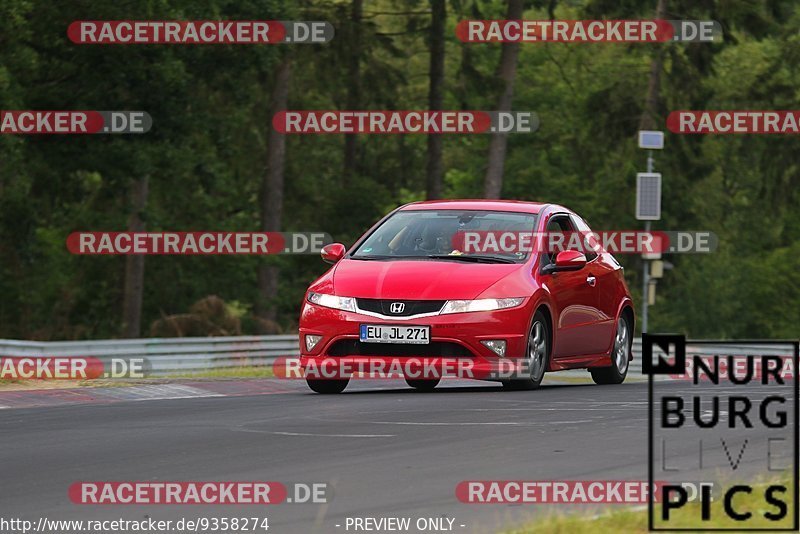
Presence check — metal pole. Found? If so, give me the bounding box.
[641,150,654,333]
[642,220,650,333]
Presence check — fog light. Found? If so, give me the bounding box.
[481,340,507,357]
[305,335,323,351]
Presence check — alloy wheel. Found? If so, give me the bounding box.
[528,320,547,382]
[613,317,629,373]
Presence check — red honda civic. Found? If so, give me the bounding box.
[299,200,634,393]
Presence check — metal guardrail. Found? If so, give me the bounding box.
[628,339,794,375]
[0,335,300,375]
[0,336,792,376]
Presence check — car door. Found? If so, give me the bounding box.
[570,214,618,354]
[541,213,602,358]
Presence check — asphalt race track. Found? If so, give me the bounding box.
[0,378,791,533]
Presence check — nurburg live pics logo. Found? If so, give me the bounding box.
[643,334,799,531]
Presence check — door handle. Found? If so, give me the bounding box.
[586,275,596,287]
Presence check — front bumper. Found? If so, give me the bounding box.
[298,301,532,379]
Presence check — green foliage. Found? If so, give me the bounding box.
[0,0,797,339]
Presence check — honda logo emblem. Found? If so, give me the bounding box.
[389,302,405,314]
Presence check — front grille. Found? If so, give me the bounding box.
[326,339,473,358]
[356,299,445,317]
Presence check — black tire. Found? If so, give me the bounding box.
[405,377,440,391]
[590,314,632,385]
[503,310,550,391]
[306,378,349,394]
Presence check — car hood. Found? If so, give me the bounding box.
[330,258,524,300]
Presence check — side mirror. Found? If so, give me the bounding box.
[321,243,346,264]
[541,250,587,274]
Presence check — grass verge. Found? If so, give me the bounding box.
[505,476,795,533]
[159,366,275,379]
[0,366,274,390]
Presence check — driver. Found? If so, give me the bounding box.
[414,219,459,254]
[414,223,441,253]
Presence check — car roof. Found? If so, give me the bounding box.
[398,199,549,214]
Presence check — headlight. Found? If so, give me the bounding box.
[307,292,356,312]
[440,297,524,315]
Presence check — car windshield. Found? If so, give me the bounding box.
[350,209,537,263]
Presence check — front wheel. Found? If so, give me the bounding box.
[503,310,550,391]
[306,378,349,394]
[405,377,440,391]
[590,315,631,385]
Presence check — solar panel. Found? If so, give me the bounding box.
[638,130,664,149]
[636,173,661,220]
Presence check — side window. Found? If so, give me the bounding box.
[570,214,598,261]
[543,214,576,265]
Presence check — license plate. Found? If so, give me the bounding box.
[359,324,430,344]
